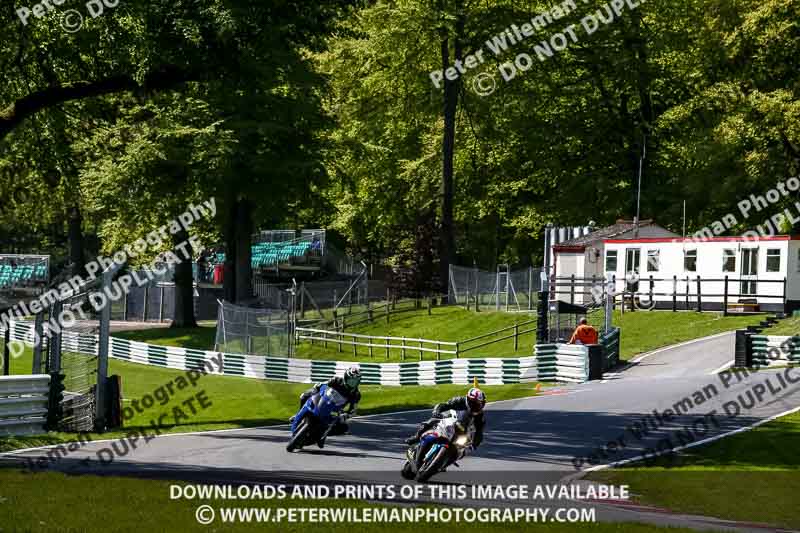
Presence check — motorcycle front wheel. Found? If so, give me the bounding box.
[415,447,448,483]
[286,418,312,452]
[400,460,415,480]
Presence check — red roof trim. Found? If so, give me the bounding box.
[604,236,793,244]
[553,245,586,253]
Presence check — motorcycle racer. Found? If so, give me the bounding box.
[405,387,486,448]
[294,366,362,438]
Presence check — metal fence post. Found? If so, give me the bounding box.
[505,264,510,312]
[494,267,499,310]
[474,267,479,312]
[2,327,9,375]
[570,274,576,304]
[300,282,305,319]
[783,277,788,314]
[672,275,677,312]
[528,267,533,311]
[685,276,690,311]
[159,286,165,322]
[696,276,702,312]
[143,285,149,321]
[536,291,549,344]
[401,338,406,360]
[419,340,423,361]
[31,311,45,373]
[723,276,729,316]
[465,281,470,310]
[123,292,128,321]
[611,274,617,311]
[514,324,519,351]
[95,268,112,431]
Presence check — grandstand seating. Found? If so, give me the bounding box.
[207,242,312,270]
[0,263,48,288]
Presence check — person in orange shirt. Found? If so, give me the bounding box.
[569,318,598,345]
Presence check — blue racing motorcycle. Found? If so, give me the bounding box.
[286,384,351,452]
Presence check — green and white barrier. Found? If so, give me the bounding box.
[534,327,621,383]
[534,343,589,383]
[601,328,621,370]
[9,322,537,386]
[750,335,800,367]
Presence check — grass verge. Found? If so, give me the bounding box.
[588,410,800,529]
[0,468,693,532]
[761,315,800,336]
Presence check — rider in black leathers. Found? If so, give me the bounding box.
[405,388,486,448]
[295,367,362,438]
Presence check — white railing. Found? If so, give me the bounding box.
[0,374,50,436]
[296,327,458,360]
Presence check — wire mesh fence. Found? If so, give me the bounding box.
[214,300,292,356]
[449,265,543,312]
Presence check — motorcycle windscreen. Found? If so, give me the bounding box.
[316,386,347,420]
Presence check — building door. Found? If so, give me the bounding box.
[625,248,641,292]
[740,248,758,295]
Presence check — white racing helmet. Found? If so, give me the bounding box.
[344,365,362,390]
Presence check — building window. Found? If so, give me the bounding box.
[684,250,697,272]
[605,250,618,272]
[722,249,736,273]
[766,249,781,272]
[647,250,660,272]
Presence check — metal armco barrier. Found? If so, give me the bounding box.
[0,375,50,436]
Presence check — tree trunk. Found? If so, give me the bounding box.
[438,0,463,293]
[223,198,237,303]
[234,199,253,303]
[67,206,85,276]
[171,227,198,328]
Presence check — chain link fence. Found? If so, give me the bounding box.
[214,300,293,356]
[449,265,542,312]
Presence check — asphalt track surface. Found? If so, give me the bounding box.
[3,332,800,531]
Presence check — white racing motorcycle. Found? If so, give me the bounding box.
[401,409,475,482]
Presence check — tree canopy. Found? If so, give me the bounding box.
[1,0,798,318]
